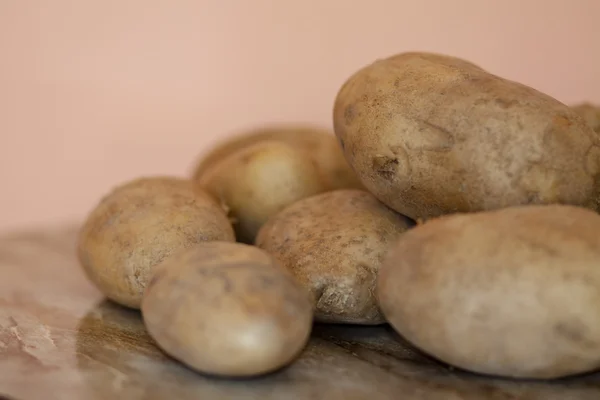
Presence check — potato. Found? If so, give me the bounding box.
[141,241,313,377]
[572,102,600,133]
[256,189,414,324]
[377,204,600,379]
[197,140,329,244]
[333,51,600,221]
[77,176,235,309]
[381,51,486,71]
[191,125,363,191]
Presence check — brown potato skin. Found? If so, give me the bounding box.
[191,125,363,191]
[198,140,329,244]
[572,102,600,133]
[333,52,600,221]
[256,189,414,325]
[378,204,600,379]
[141,242,313,377]
[77,177,235,309]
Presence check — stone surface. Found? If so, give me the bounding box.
[1,227,600,399]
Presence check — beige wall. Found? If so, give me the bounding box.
[1,0,599,232]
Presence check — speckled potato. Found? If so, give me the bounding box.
[256,189,414,324]
[77,176,235,309]
[191,125,363,191]
[572,102,600,133]
[141,241,313,377]
[378,204,600,379]
[197,140,329,244]
[333,51,600,221]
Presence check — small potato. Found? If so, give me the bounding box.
[378,204,600,379]
[191,125,363,191]
[256,190,414,324]
[141,241,313,377]
[77,176,235,309]
[572,102,600,133]
[334,51,600,221]
[198,140,329,244]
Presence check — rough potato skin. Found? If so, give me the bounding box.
[255,189,414,324]
[198,140,329,244]
[141,242,313,377]
[77,177,235,309]
[333,51,600,221]
[191,125,363,191]
[377,204,600,379]
[572,102,600,133]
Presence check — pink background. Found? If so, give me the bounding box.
[1,1,599,232]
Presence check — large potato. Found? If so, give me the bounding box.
[256,189,414,324]
[572,102,600,133]
[142,241,313,377]
[77,176,235,309]
[197,140,329,244]
[333,51,600,221]
[191,125,363,191]
[378,204,600,379]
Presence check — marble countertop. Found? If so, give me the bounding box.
[1,227,600,400]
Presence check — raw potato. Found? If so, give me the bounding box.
[192,125,363,190]
[377,204,600,379]
[77,176,235,309]
[197,140,329,244]
[256,189,414,324]
[379,51,486,72]
[141,241,313,377]
[333,51,600,221]
[572,103,600,133]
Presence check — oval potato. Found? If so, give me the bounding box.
[77,176,235,309]
[256,189,414,324]
[198,140,329,244]
[191,125,363,191]
[141,241,313,377]
[333,51,600,221]
[378,204,600,379]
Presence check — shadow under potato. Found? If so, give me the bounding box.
[315,323,600,382]
[74,300,600,400]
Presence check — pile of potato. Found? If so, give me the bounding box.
[78,51,600,381]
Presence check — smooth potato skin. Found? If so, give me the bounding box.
[334,52,600,221]
[77,177,235,309]
[191,125,363,191]
[256,189,414,324]
[141,242,313,377]
[198,141,329,244]
[378,204,600,379]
